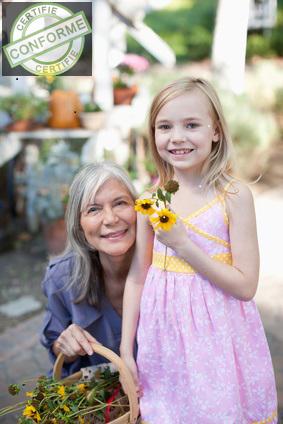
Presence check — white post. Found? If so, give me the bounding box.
[93,0,113,110]
[212,0,251,95]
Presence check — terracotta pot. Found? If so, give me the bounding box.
[43,218,67,255]
[113,85,138,105]
[48,90,82,128]
[6,119,34,132]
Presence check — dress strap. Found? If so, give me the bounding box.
[218,179,236,225]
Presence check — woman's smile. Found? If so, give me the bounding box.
[100,229,128,240]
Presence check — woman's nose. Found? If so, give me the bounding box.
[102,207,119,225]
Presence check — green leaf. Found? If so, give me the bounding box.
[157,188,165,201]
[165,192,171,203]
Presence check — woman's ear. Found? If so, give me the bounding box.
[212,123,220,143]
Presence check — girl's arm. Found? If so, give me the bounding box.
[120,212,154,361]
[157,182,260,301]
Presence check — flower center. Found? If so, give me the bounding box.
[160,215,169,223]
[142,203,151,209]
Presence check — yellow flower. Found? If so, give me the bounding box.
[23,404,41,422]
[79,417,85,424]
[23,405,36,417]
[77,383,86,393]
[26,391,34,397]
[150,208,177,231]
[134,199,155,215]
[46,75,55,83]
[62,404,70,412]
[57,385,65,396]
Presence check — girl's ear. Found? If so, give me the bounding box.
[212,123,220,143]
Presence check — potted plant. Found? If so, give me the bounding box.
[113,54,149,105]
[0,94,48,131]
[25,140,80,254]
[113,64,138,105]
[80,101,106,130]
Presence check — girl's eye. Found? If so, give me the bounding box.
[186,122,198,129]
[157,124,171,130]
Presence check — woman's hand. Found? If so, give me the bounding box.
[53,323,101,361]
[155,217,189,253]
[121,355,143,397]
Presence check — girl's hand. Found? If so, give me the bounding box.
[53,323,101,361]
[121,355,143,397]
[155,217,189,253]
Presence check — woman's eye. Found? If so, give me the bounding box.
[87,206,100,214]
[114,201,127,207]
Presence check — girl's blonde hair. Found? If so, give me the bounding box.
[148,77,234,191]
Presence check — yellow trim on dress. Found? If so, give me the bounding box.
[152,251,232,273]
[252,409,277,423]
[182,195,221,221]
[184,221,230,248]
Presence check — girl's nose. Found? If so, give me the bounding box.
[170,127,186,143]
[102,207,119,225]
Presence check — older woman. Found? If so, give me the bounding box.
[40,162,137,377]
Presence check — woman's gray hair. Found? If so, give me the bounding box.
[63,161,137,306]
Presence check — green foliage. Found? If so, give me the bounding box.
[246,34,275,59]
[0,94,48,122]
[1,368,126,423]
[220,91,279,150]
[83,102,102,113]
[127,0,283,63]
[127,0,217,63]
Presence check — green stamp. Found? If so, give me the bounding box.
[3,3,92,75]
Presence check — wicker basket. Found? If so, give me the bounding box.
[53,343,139,424]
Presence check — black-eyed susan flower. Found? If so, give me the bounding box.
[57,385,65,396]
[23,404,41,422]
[134,198,155,215]
[150,208,177,231]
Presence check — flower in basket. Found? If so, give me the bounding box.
[0,366,129,423]
[134,180,179,232]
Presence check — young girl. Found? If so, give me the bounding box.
[120,77,278,423]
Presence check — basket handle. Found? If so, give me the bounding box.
[53,343,139,424]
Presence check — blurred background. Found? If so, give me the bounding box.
[0,0,283,422]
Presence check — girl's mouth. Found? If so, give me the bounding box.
[169,148,193,155]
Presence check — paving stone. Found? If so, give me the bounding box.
[0,295,42,317]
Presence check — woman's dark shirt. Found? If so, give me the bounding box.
[40,253,125,377]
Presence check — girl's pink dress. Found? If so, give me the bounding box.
[137,190,277,424]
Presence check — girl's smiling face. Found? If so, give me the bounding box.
[154,89,219,175]
[80,178,136,260]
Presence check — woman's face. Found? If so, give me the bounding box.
[80,178,136,259]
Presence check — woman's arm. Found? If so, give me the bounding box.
[120,212,154,359]
[41,258,100,363]
[156,182,260,301]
